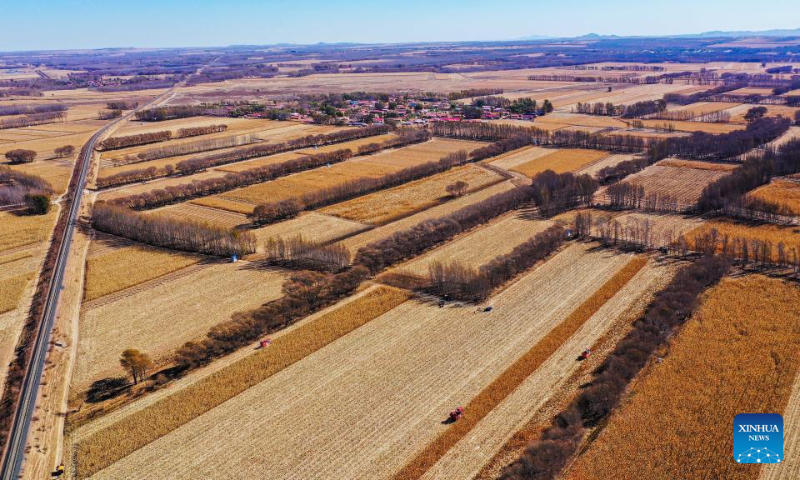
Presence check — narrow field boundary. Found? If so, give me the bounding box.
[391,255,648,480]
[74,286,411,479]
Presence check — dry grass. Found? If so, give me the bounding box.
[10,160,74,194]
[511,148,609,177]
[639,119,742,134]
[320,164,502,225]
[75,286,411,479]
[394,256,648,479]
[750,180,800,216]
[193,139,483,214]
[566,275,800,480]
[86,244,631,480]
[83,243,200,301]
[0,273,33,314]
[0,211,57,252]
[688,220,800,260]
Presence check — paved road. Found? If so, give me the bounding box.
[0,77,189,479]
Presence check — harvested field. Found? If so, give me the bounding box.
[663,101,740,118]
[639,119,743,134]
[293,133,397,155]
[339,180,515,253]
[400,256,648,479]
[510,148,609,177]
[764,367,800,480]
[596,161,732,207]
[0,211,58,252]
[728,87,775,96]
[535,113,628,129]
[576,153,638,177]
[10,160,74,193]
[145,203,248,229]
[95,170,230,201]
[750,180,800,216]
[74,286,411,478]
[84,241,200,301]
[86,243,632,480]
[767,126,800,148]
[100,119,308,162]
[608,212,705,247]
[74,261,287,387]
[213,151,307,173]
[657,158,737,171]
[251,212,371,248]
[727,105,800,125]
[320,164,503,225]
[566,275,800,480]
[193,139,485,214]
[397,215,554,276]
[0,273,33,314]
[488,146,555,170]
[688,220,800,260]
[193,161,399,214]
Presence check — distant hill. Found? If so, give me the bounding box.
[519,28,800,42]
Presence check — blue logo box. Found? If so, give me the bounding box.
[734,413,783,464]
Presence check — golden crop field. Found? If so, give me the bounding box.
[397,215,554,276]
[251,212,371,247]
[83,241,200,301]
[85,244,632,480]
[340,181,515,253]
[320,164,502,225]
[143,202,248,229]
[658,158,737,171]
[74,261,287,388]
[566,275,800,480]
[750,180,800,216]
[726,105,800,125]
[397,256,647,479]
[0,211,58,252]
[488,146,555,170]
[663,101,740,118]
[0,273,33,314]
[511,148,609,177]
[727,87,775,96]
[688,220,800,260]
[74,286,412,478]
[193,139,484,214]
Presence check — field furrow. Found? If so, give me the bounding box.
[421,258,665,480]
[90,243,632,480]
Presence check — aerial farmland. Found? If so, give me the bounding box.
[1,5,800,480]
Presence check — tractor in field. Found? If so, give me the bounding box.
[449,406,465,423]
[259,338,272,348]
[578,349,592,361]
[52,464,65,477]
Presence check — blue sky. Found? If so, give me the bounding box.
[1,0,798,51]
